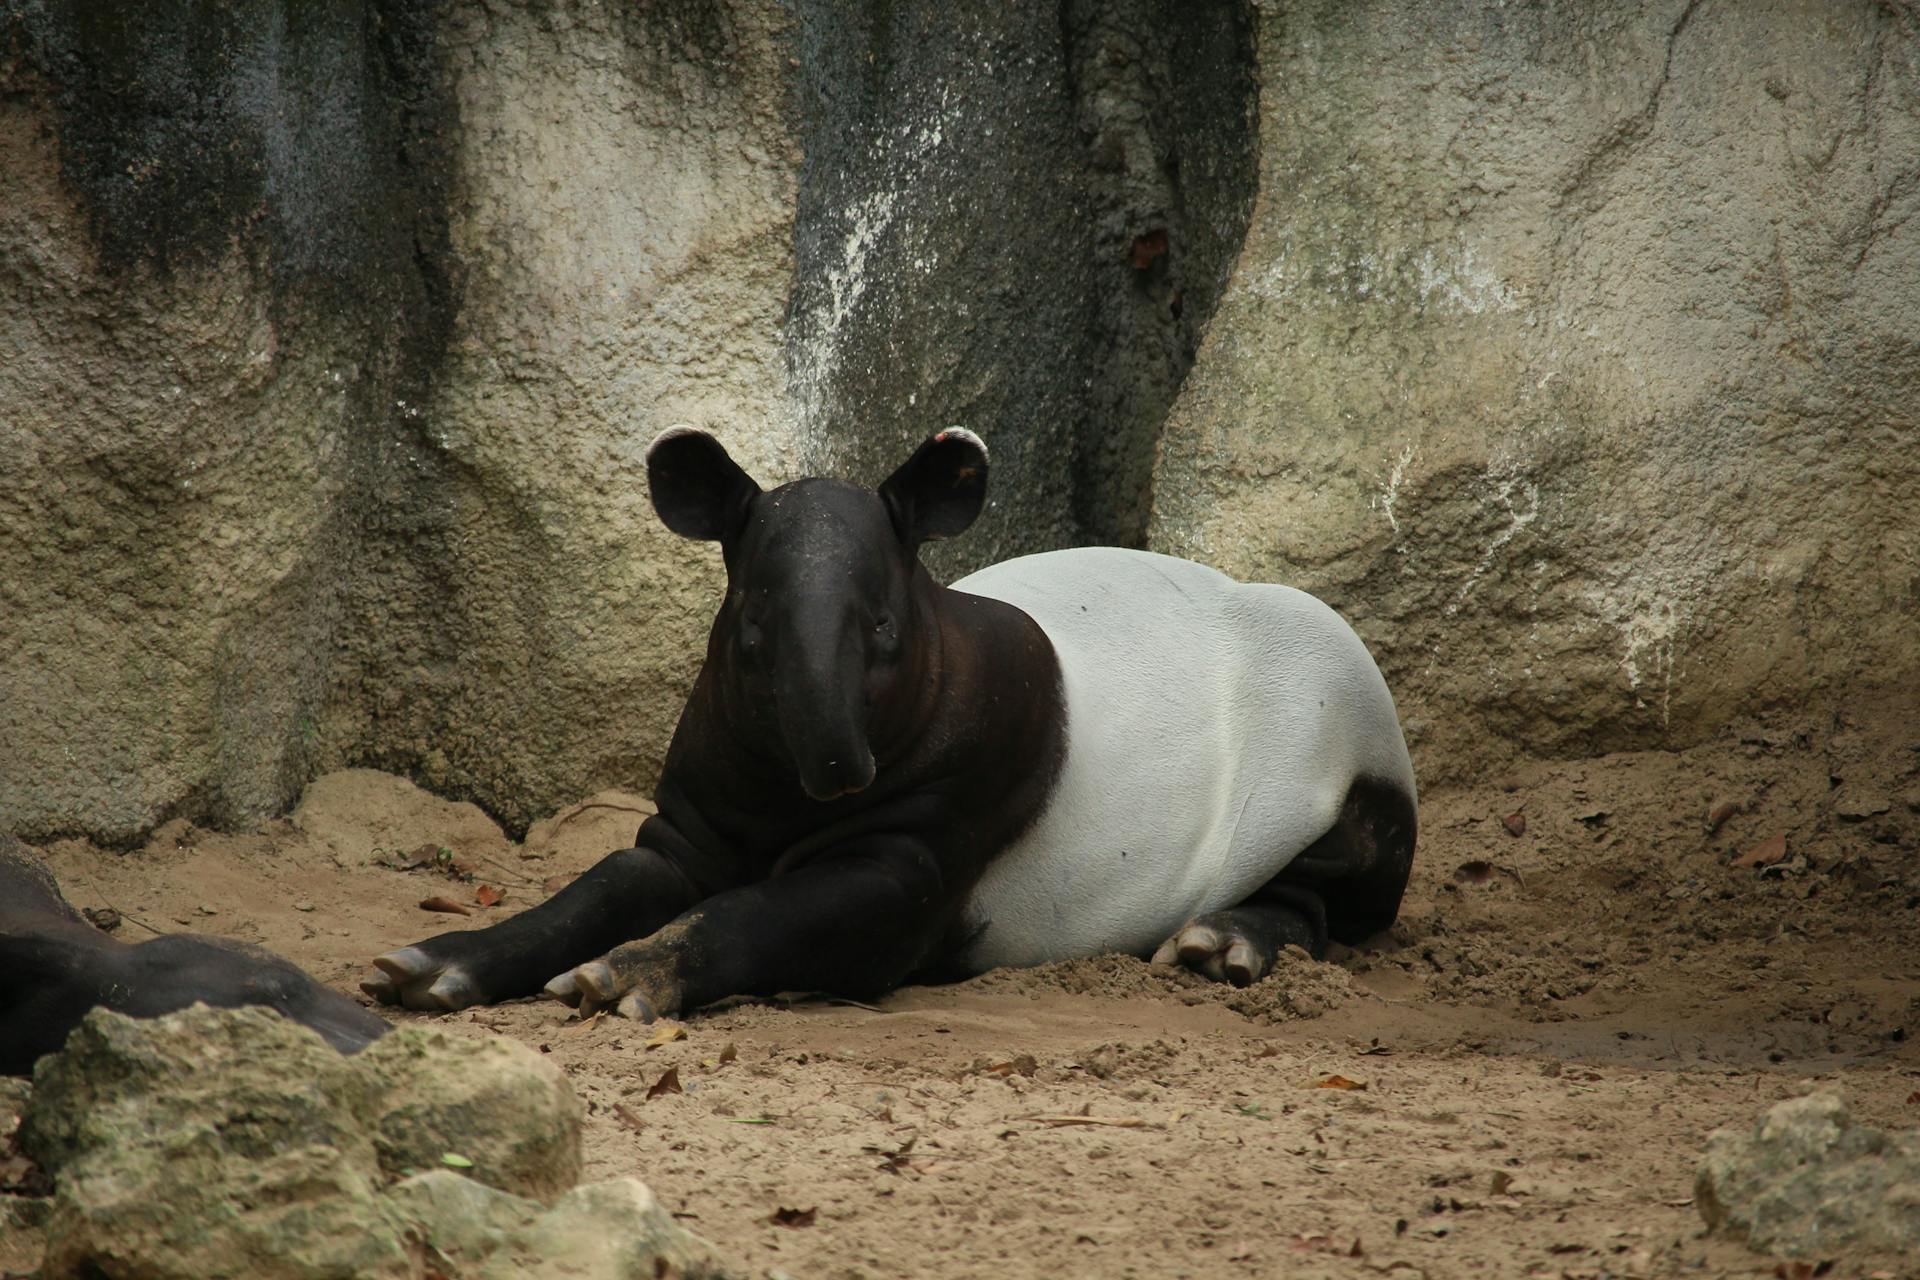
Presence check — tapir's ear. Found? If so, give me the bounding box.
[879,428,989,550]
[647,427,762,541]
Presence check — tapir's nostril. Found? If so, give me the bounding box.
[797,748,877,801]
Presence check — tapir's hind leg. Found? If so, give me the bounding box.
[1153,776,1416,985]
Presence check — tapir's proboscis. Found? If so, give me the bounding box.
[0,834,387,1075]
[364,428,1417,1022]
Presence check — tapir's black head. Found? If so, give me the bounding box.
[648,428,988,802]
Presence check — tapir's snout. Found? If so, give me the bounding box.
[799,747,878,802]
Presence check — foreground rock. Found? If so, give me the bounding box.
[17,1005,730,1280]
[1695,1091,1920,1259]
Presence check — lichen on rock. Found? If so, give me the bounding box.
[17,1004,729,1280]
[1696,1091,1920,1259]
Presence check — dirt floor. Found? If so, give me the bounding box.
[10,697,1920,1279]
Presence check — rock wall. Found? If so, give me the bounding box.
[4,0,1914,841]
[1152,0,1920,783]
[2,1,460,842]
[1,0,1252,842]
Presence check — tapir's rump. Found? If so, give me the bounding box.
[954,547,1414,970]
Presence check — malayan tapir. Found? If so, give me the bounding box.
[363,428,1416,1021]
[0,834,388,1075]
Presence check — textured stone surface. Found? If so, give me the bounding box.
[20,1005,378,1177]
[22,1006,411,1280]
[0,2,458,844]
[478,1178,731,1280]
[0,0,801,842]
[785,0,1254,565]
[1696,1091,1920,1257]
[359,1024,583,1205]
[1150,0,1920,783]
[0,0,1254,845]
[7,0,1916,840]
[15,1004,723,1279]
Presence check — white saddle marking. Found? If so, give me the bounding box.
[953,547,1415,970]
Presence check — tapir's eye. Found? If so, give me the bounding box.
[871,612,900,658]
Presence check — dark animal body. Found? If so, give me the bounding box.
[0,834,387,1075]
[365,429,1417,1021]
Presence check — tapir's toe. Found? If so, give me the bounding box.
[363,947,483,1012]
[545,959,619,1014]
[615,990,660,1022]
[1151,918,1273,988]
[545,958,662,1022]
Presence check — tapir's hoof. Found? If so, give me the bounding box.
[544,960,661,1022]
[363,947,483,1012]
[1151,920,1270,988]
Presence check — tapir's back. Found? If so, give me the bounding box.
[950,547,1413,971]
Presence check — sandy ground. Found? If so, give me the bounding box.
[10,695,1919,1279]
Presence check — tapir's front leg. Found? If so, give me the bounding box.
[544,837,947,1021]
[364,821,708,1011]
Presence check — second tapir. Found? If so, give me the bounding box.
[364,429,1417,1020]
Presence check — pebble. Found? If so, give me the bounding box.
[294,901,316,912]
[1834,793,1891,821]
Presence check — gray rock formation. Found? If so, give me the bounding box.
[5,0,1915,837]
[358,1023,583,1205]
[1150,0,1920,783]
[1,0,1252,844]
[16,1004,725,1280]
[1696,1091,1920,1258]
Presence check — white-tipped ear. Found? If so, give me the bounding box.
[879,428,990,550]
[647,427,761,541]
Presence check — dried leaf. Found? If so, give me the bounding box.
[1453,860,1496,884]
[474,884,504,908]
[718,1043,738,1065]
[986,1054,1039,1077]
[1019,1114,1148,1129]
[440,1152,473,1169]
[768,1206,817,1228]
[645,1022,688,1050]
[1502,811,1527,837]
[418,895,472,916]
[612,1103,645,1134]
[542,874,572,896]
[646,1066,683,1101]
[1489,1171,1514,1196]
[564,1010,607,1034]
[1314,1074,1368,1091]
[1734,834,1788,869]
[1906,1091,1919,1105]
